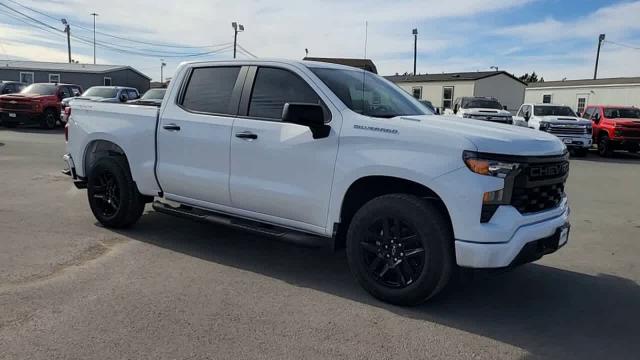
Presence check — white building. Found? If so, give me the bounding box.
[525,77,640,115]
[385,71,527,112]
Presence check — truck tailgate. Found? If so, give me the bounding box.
[67,102,161,196]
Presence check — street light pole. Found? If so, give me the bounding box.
[232,22,244,59]
[62,19,71,63]
[412,28,418,75]
[160,59,166,85]
[594,33,605,80]
[91,13,99,64]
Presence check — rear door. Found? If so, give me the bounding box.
[229,65,340,230]
[156,65,246,207]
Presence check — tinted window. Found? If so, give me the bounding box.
[604,107,640,119]
[311,68,428,118]
[248,67,320,119]
[60,87,71,98]
[463,99,503,109]
[534,106,576,117]
[182,66,240,115]
[127,89,139,99]
[71,87,82,96]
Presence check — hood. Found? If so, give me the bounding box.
[536,115,591,126]
[608,118,640,127]
[0,93,52,100]
[400,115,566,156]
[462,108,511,116]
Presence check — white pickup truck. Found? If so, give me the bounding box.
[64,59,571,305]
[444,97,514,125]
[514,103,592,156]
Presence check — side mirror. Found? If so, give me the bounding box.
[524,111,531,121]
[453,104,459,114]
[503,105,508,110]
[593,113,600,123]
[119,94,128,102]
[282,103,329,139]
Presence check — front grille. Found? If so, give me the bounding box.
[0,102,32,111]
[509,159,568,214]
[511,183,565,213]
[548,126,586,135]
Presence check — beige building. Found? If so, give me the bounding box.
[385,71,527,112]
[525,77,640,115]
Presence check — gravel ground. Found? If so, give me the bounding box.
[1,127,639,360]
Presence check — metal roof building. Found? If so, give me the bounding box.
[524,77,640,114]
[0,60,151,93]
[386,71,527,112]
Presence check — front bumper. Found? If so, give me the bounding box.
[455,201,570,268]
[554,135,592,149]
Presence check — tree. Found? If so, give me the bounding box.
[519,72,542,83]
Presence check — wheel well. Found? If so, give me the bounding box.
[336,176,453,248]
[43,107,58,117]
[83,140,128,176]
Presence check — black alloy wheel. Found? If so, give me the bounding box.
[91,170,121,220]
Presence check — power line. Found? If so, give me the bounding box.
[604,40,640,50]
[5,0,227,49]
[236,43,258,58]
[0,5,234,58]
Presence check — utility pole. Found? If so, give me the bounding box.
[62,19,71,63]
[232,22,244,59]
[91,13,99,64]
[412,28,418,75]
[160,59,166,85]
[594,33,605,80]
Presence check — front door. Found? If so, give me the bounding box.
[229,65,340,229]
[156,65,245,206]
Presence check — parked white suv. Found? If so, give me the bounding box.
[514,103,592,156]
[444,97,513,124]
[63,59,571,305]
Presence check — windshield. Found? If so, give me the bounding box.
[534,106,576,117]
[82,87,118,98]
[310,68,430,118]
[141,89,166,100]
[20,84,57,95]
[604,108,640,119]
[463,99,503,109]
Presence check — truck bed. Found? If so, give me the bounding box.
[66,101,161,195]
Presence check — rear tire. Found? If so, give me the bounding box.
[346,194,453,306]
[40,109,57,130]
[598,134,612,157]
[87,156,146,228]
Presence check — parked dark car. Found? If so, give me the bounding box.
[128,88,166,106]
[0,83,82,129]
[0,81,26,95]
[61,86,140,123]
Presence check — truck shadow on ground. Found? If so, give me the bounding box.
[117,211,640,360]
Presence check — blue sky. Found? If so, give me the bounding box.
[0,0,639,81]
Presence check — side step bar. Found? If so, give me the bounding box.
[152,200,330,248]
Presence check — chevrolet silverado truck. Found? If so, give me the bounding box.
[64,60,571,305]
[514,103,592,157]
[0,83,82,129]
[583,105,640,156]
[444,97,513,124]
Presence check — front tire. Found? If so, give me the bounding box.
[598,134,613,157]
[40,109,58,129]
[346,194,453,306]
[87,156,146,228]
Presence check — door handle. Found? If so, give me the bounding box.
[163,123,181,131]
[235,131,258,140]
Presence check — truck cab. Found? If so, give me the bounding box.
[514,103,592,156]
[0,83,82,129]
[444,96,513,124]
[583,105,640,156]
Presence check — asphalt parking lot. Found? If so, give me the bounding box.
[0,127,639,360]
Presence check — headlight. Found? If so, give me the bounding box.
[539,121,550,131]
[462,151,521,178]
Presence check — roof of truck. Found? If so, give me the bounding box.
[181,58,370,72]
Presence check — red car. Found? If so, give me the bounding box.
[0,83,82,129]
[583,105,640,156]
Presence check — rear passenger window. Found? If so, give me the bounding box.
[248,67,320,120]
[182,66,240,115]
[127,89,139,100]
